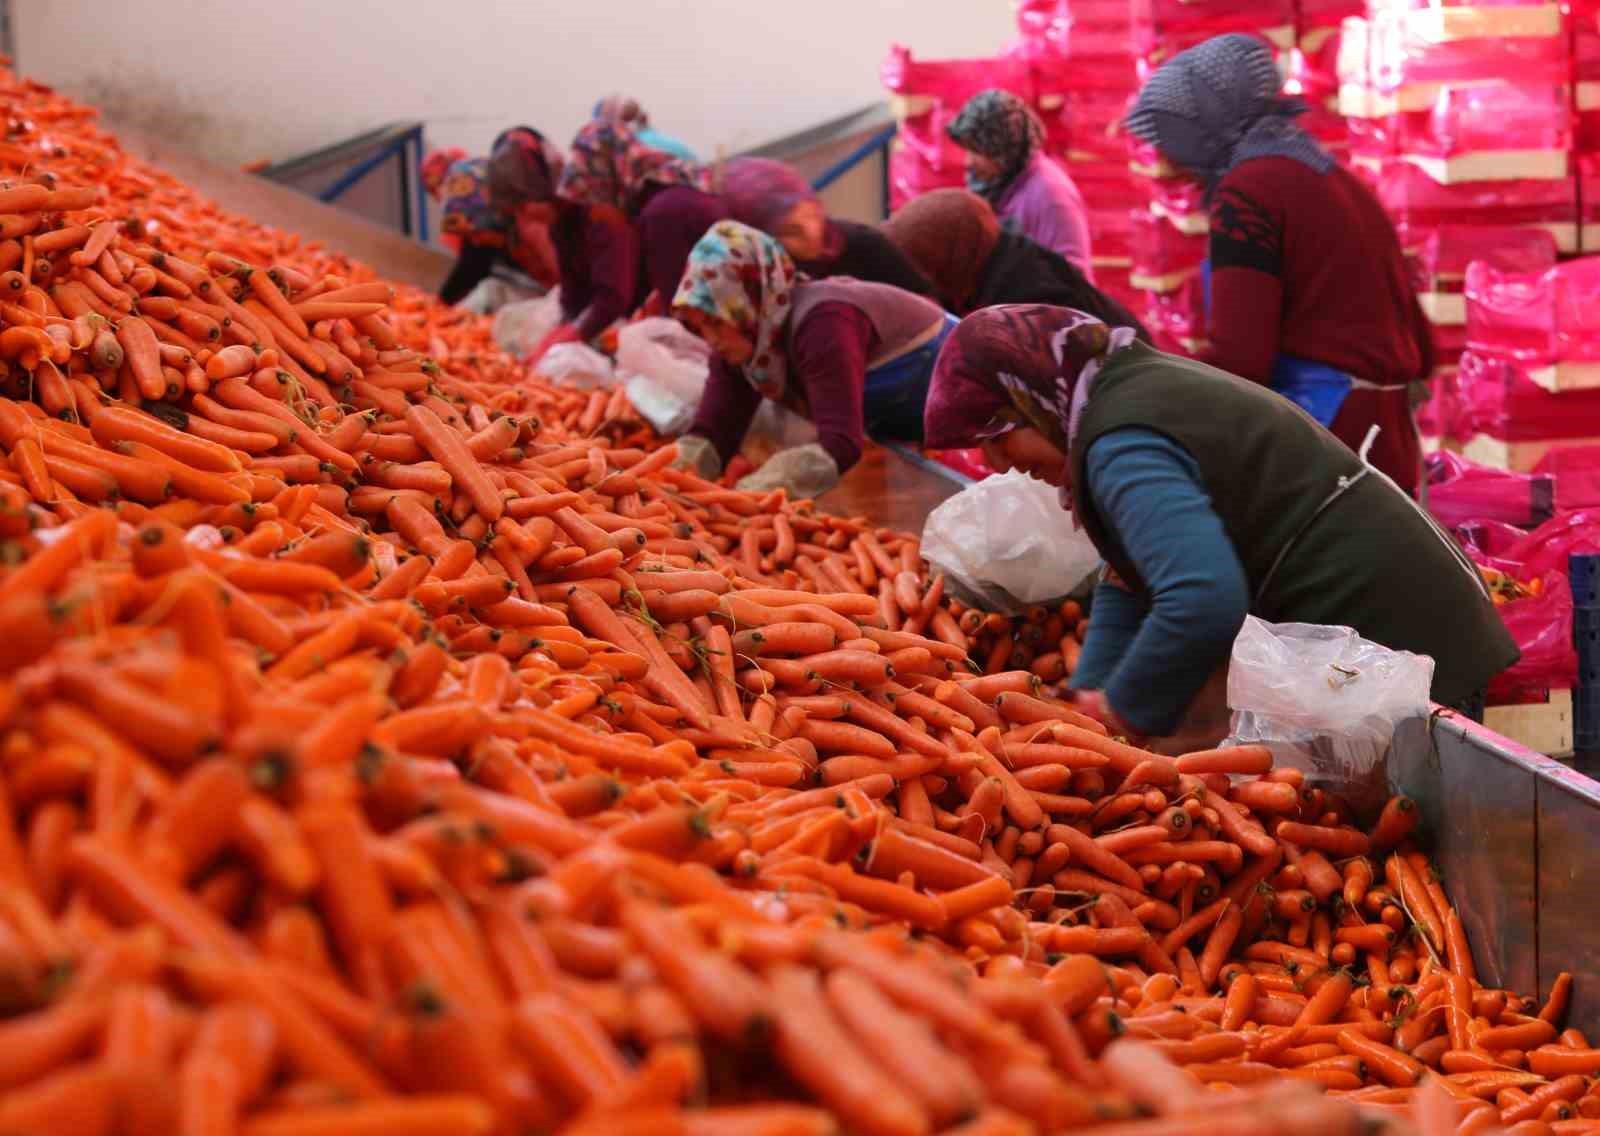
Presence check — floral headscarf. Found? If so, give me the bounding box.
[485,126,562,214]
[672,221,798,400]
[882,189,1001,313]
[438,157,505,247]
[422,147,467,199]
[947,89,1047,204]
[721,157,819,233]
[594,94,647,127]
[559,120,711,216]
[923,305,1138,452]
[1124,33,1332,200]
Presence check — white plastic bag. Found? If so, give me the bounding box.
[616,318,712,434]
[459,276,542,317]
[537,342,615,389]
[1225,617,1435,815]
[920,470,1101,613]
[491,289,562,356]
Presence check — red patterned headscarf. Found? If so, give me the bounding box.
[924,304,1138,451]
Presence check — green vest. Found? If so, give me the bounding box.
[1068,342,1519,707]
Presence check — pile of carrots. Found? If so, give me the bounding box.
[0,65,1593,1136]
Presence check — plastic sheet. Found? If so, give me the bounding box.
[1392,83,1573,158]
[1426,450,1556,526]
[1534,446,1600,508]
[1465,255,1600,364]
[1502,508,1600,578]
[1376,162,1577,229]
[1415,224,1557,284]
[1457,351,1600,439]
[920,470,1101,612]
[1226,617,1435,814]
[1488,571,1579,699]
[1130,2,1294,60]
[1129,210,1206,291]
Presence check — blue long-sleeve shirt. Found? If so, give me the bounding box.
[1067,427,1250,736]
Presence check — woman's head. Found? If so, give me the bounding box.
[721,158,829,261]
[882,189,1001,312]
[946,89,1046,203]
[485,127,560,215]
[559,119,710,214]
[923,304,1140,486]
[1125,33,1329,195]
[672,221,798,398]
[422,147,467,201]
[593,93,647,127]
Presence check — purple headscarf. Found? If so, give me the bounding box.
[720,157,819,233]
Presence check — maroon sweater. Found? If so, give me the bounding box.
[1203,158,1434,387]
[689,303,876,472]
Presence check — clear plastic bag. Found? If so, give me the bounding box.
[491,290,562,357]
[1225,617,1435,815]
[536,343,614,390]
[615,318,712,436]
[920,470,1101,613]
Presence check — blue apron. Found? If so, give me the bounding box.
[1202,259,1351,428]
[861,312,959,441]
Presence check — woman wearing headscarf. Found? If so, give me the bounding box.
[671,222,956,498]
[424,142,557,304]
[592,93,698,160]
[536,119,720,360]
[720,157,934,296]
[1125,33,1435,496]
[884,189,1145,334]
[923,305,1515,745]
[946,89,1093,277]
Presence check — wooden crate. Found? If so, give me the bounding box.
[1485,688,1573,758]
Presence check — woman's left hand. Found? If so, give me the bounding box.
[1073,689,1142,743]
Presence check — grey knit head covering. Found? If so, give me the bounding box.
[1124,34,1332,200]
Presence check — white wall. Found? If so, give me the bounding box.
[14,1,1011,165]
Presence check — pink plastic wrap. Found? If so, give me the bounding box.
[1415,224,1558,284]
[1366,19,1569,91]
[1298,0,1363,34]
[1140,278,1208,349]
[881,46,1031,209]
[1487,571,1578,699]
[1505,509,1600,578]
[1388,83,1572,158]
[1465,255,1600,363]
[1032,74,1139,161]
[1535,447,1600,509]
[1455,518,1531,559]
[1457,351,1600,440]
[1129,209,1206,288]
[1375,161,1577,229]
[1425,450,1556,527]
[1131,3,1294,61]
[1009,0,1071,60]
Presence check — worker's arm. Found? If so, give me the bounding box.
[437,242,499,306]
[1067,579,1143,691]
[1079,428,1250,737]
[788,302,876,473]
[569,211,640,341]
[1200,181,1284,383]
[686,359,762,466]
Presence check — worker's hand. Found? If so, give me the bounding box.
[1073,689,1141,742]
[524,323,581,368]
[735,443,840,501]
[671,434,723,481]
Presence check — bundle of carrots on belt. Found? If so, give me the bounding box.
[0,65,1592,1136]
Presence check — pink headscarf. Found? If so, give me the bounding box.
[422,147,467,199]
[720,157,819,233]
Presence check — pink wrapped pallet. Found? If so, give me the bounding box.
[1010,0,1071,61]
[1409,224,1557,325]
[1465,255,1600,384]
[1454,350,1600,469]
[1129,208,1207,293]
[1140,277,1209,355]
[881,46,1030,208]
[1131,0,1295,64]
[1534,446,1600,508]
[1375,161,1578,251]
[1426,450,1556,527]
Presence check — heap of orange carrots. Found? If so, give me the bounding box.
[0,64,1592,1136]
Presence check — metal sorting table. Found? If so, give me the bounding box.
[1393,712,1600,1034]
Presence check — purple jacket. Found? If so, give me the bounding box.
[997,153,1094,281]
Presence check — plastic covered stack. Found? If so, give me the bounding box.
[881,46,1028,209]
[1454,254,1600,469]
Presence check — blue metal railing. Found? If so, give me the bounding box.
[316,124,428,241]
[809,122,898,216]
